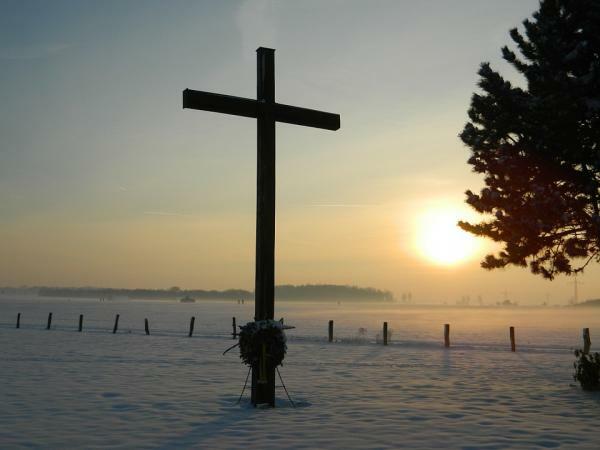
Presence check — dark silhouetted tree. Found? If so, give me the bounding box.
[459,0,600,279]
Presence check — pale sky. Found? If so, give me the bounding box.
[1,0,598,304]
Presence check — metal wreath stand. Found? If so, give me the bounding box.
[223,319,295,407]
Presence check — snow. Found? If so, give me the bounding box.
[1,296,600,449]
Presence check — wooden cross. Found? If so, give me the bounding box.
[183,47,340,406]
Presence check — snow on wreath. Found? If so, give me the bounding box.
[239,320,287,368]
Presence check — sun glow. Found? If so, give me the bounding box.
[415,207,481,266]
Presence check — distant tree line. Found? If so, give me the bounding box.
[274,284,394,301]
[37,287,250,300]
[0,286,39,295]
[31,284,394,301]
[575,298,600,307]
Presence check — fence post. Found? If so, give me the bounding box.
[583,328,591,354]
[78,314,83,332]
[444,324,450,348]
[16,313,21,329]
[383,322,388,345]
[189,316,195,337]
[232,317,237,339]
[47,312,53,330]
[509,326,516,352]
[145,318,150,335]
[113,314,120,334]
[328,320,334,342]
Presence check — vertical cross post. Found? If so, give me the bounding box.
[252,47,276,407]
[255,47,276,323]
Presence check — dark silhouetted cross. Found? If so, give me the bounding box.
[183,47,340,406]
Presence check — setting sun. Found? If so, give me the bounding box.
[415,207,481,266]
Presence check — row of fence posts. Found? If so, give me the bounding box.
[14,312,239,338]
[11,313,595,352]
[327,320,593,353]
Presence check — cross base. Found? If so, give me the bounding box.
[251,363,275,407]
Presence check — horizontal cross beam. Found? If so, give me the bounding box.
[183,89,257,119]
[183,89,340,131]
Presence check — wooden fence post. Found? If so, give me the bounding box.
[78,314,83,332]
[232,317,237,339]
[16,313,21,329]
[145,318,150,335]
[47,312,53,330]
[583,328,591,354]
[444,324,450,348]
[113,314,120,334]
[383,322,388,345]
[509,326,516,352]
[328,320,334,342]
[189,316,195,337]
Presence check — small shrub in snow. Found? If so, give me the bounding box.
[573,349,600,391]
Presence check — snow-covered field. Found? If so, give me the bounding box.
[1,296,599,449]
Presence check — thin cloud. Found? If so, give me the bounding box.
[308,203,380,208]
[235,0,277,58]
[0,43,74,60]
[142,211,195,217]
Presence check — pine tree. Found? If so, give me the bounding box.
[459,0,600,279]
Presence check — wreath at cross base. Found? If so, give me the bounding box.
[239,320,287,368]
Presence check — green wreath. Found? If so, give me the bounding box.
[239,320,287,368]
